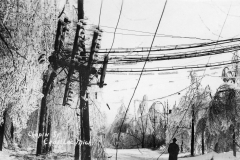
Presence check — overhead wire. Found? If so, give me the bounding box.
[101,30,215,41]
[102,44,239,65]
[114,0,169,159]
[107,0,124,57]
[157,3,232,159]
[88,23,215,41]
[156,76,205,160]
[130,73,224,103]
[144,76,205,102]
[106,60,239,72]
[198,15,224,38]
[102,0,125,157]
[106,46,240,62]
[98,0,104,28]
[108,41,144,64]
[210,0,240,18]
[96,38,240,53]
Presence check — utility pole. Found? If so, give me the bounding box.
[73,1,106,159]
[36,0,107,158]
[79,27,104,160]
[153,104,156,148]
[167,100,169,129]
[191,104,194,156]
[232,52,238,157]
[79,30,96,160]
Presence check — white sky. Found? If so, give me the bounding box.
[60,0,240,124]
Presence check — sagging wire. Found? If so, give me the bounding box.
[156,3,233,159]
[98,0,104,28]
[87,23,215,41]
[113,0,169,159]
[107,0,124,57]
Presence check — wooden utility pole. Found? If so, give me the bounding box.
[79,28,101,160]
[74,1,107,159]
[78,0,84,20]
[36,0,106,158]
[232,52,238,157]
[191,104,194,156]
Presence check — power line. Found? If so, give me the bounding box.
[96,38,240,53]
[86,41,240,65]
[107,44,240,62]
[158,5,232,159]
[64,38,240,58]
[198,15,224,38]
[89,43,240,64]
[130,73,225,103]
[115,0,168,159]
[156,76,205,160]
[106,60,239,72]
[107,0,124,57]
[98,0,104,28]
[136,78,203,102]
[210,0,240,18]
[101,30,215,41]
[168,4,233,159]
[196,0,232,96]
[87,23,215,41]
[107,0,124,158]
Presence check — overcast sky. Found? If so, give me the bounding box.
[60,0,240,124]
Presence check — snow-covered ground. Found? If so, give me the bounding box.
[0,149,15,160]
[0,148,239,160]
[105,148,240,160]
[179,151,240,160]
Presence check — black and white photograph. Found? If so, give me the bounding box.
[0,0,240,159]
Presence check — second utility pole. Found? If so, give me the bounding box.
[191,104,194,156]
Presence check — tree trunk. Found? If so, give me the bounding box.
[4,107,13,149]
[0,111,6,151]
[202,130,204,155]
[75,96,82,160]
[45,115,51,152]
[233,127,236,157]
[36,72,56,156]
[36,96,47,155]
[181,135,183,153]
[214,142,219,153]
[152,134,155,148]
[142,133,145,148]
[10,123,14,140]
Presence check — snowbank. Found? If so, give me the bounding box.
[179,151,240,160]
[106,148,240,160]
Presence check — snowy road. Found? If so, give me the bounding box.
[0,148,239,160]
[105,148,184,160]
